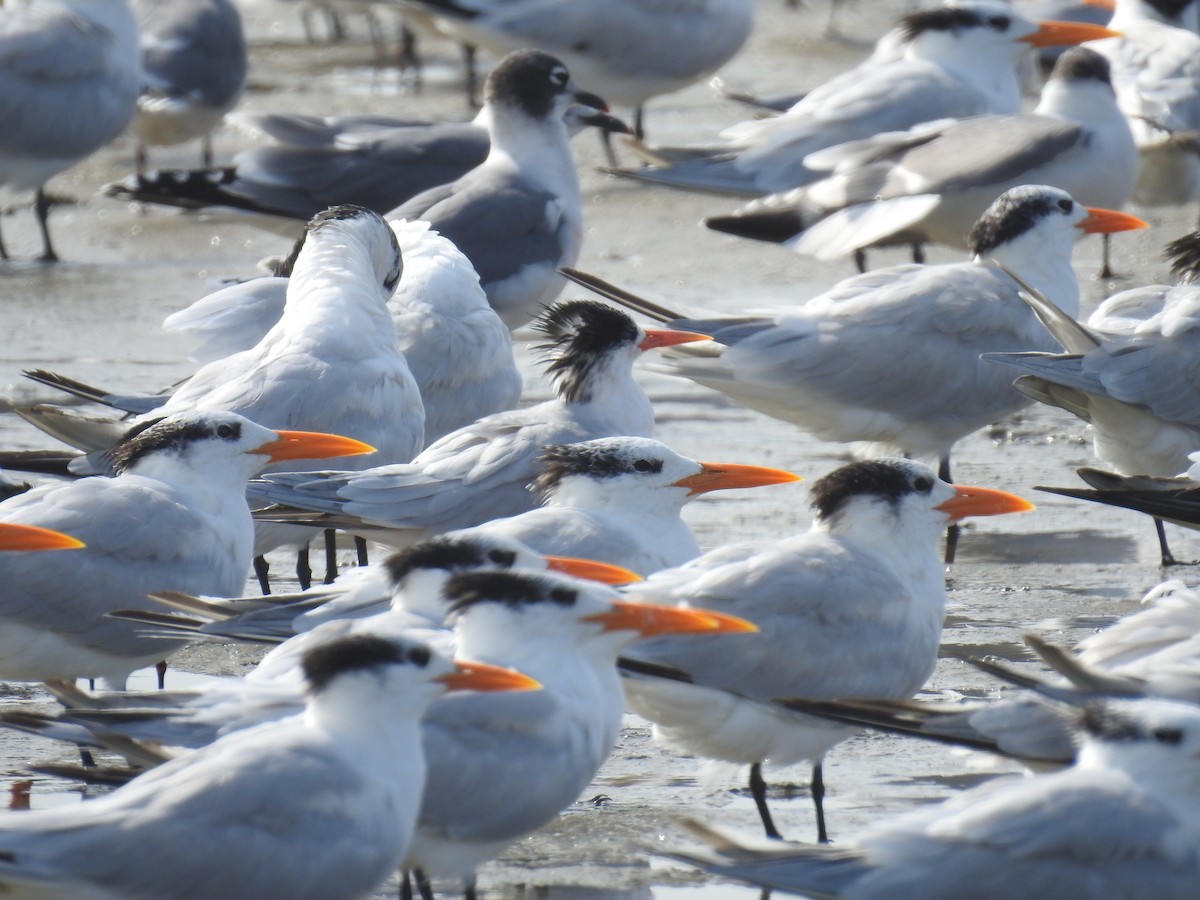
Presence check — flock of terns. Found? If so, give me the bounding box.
[4,0,1200,898]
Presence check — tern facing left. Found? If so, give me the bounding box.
[0,411,373,687]
[0,634,539,900]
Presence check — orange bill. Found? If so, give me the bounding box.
[674,462,802,495]
[583,600,757,637]
[1079,207,1148,235]
[1021,20,1120,48]
[437,659,542,693]
[251,429,376,463]
[936,485,1035,522]
[0,523,85,551]
[545,555,643,584]
[638,329,712,351]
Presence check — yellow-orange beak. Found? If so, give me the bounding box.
[638,329,711,352]
[1021,20,1120,48]
[1082,0,1115,8]
[1079,207,1148,235]
[545,555,643,584]
[436,659,542,693]
[251,430,376,463]
[674,462,802,496]
[935,485,1035,522]
[583,600,757,637]
[0,523,85,552]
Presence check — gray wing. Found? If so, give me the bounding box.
[137,0,247,108]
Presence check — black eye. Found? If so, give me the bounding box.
[383,265,401,293]
[216,423,236,439]
[488,549,517,567]
[549,587,576,604]
[550,66,568,87]
[1153,727,1184,745]
[987,15,1009,30]
[1058,198,1073,214]
[633,459,655,472]
[913,476,933,493]
[406,645,431,667]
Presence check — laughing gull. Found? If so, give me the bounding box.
[0,0,140,261]
[387,49,630,329]
[131,0,248,172]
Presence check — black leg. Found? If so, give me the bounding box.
[201,135,213,168]
[355,535,369,566]
[323,528,339,584]
[0,214,8,259]
[414,868,435,900]
[1099,233,1113,280]
[749,762,783,839]
[400,870,414,900]
[155,660,168,690]
[939,454,960,564]
[463,44,479,107]
[853,249,867,273]
[1155,517,1180,567]
[911,242,925,264]
[253,555,272,595]
[464,875,478,900]
[634,105,646,140]
[136,144,148,176]
[34,188,58,262]
[80,748,97,768]
[812,761,829,844]
[296,547,313,590]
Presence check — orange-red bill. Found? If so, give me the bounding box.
[437,659,542,693]
[674,462,802,495]
[545,555,643,584]
[0,523,85,552]
[638,329,712,352]
[583,600,757,637]
[251,430,377,463]
[1021,20,1120,48]
[935,485,1036,522]
[1079,207,1148,235]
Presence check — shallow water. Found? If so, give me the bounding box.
[0,0,1197,896]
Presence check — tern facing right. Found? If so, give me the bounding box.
[0,411,373,687]
[0,634,539,900]
[619,459,1034,842]
[671,697,1200,900]
[568,186,1145,488]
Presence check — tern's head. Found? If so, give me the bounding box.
[301,634,538,707]
[484,49,608,127]
[1166,231,1200,285]
[809,459,1032,544]
[108,411,374,484]
[443,569,754,662]
[383,534,635,620]
[533,436,800,511]
[897,2,1116,63]
[969,185,1145,268]
[1079,698,1200,799]
[277,205,403,301]
[534,300,707,403]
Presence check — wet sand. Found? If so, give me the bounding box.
[0,1,1197,897]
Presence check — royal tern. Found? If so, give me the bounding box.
[0,634,539,900]
[565,186,1144,543]
[0,0,140,260]
[617,458,1033,842]
[404,569,757,895]
[474,436,802,575]
[393,0,754,135]
[671,697,1200,899]
[1087,0,1200,210]
[386,49,630,329]
[0,410,373,687]
[249,300,708,540]
[131,0,247,172]
[161,219,521,444]
[619,3,1118,196]
[706,47,1138,271]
